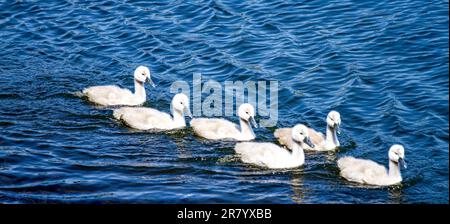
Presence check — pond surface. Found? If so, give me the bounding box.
[0,0,448,203]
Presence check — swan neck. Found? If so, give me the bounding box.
[239,118,255,138]
[172,109,186,127]
[388,160,402,179]
[292,142,305,164]
[326,125,339,146]
[134,79,146,100]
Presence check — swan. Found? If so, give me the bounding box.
[82,66,156,106]
[274,110,341,151]
[234,124,314,169]
[190,103,257,141]
[113,93,191,130]
[337,144,407,186]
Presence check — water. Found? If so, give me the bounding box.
[0,0,448,204]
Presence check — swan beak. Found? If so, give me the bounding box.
[335,123,341,135]
[146,77,156,88]
[399,158,407,169]
[184,106,192,118]
[304,136,315,148]
[250,116,258,128]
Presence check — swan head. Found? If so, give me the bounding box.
[134,66,155,87]
[238,103,257,128]
[389,144,406,168]
[292,124,315,149]
[326,110,341,134]
[172,93,192,118]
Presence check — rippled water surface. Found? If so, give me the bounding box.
[0,0,448,203]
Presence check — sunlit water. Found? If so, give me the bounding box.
[0,0,448,203]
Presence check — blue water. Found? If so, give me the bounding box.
[0,0,448,203]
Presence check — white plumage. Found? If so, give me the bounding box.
[113,93,191,131]
[83,66,155,106]
[274,111,341,151]
[337,144,406,186]
[190,103,257,141]
[234,124,314,169]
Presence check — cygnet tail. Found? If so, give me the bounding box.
[81,87,92,95]
[73,91,85,98]
[337,156,355,169]
[113,108,126,120]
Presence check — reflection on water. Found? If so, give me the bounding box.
[388,185,405,204]
[290,172,306,204]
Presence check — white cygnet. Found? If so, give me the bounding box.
[113,93,191,130]
[234,124,314,169]
[190,103,257,141]
[274,110,341,151]
[337,144,407,186]
[82,66,155,106]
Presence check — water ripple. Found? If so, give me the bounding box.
[0,0,448,203]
